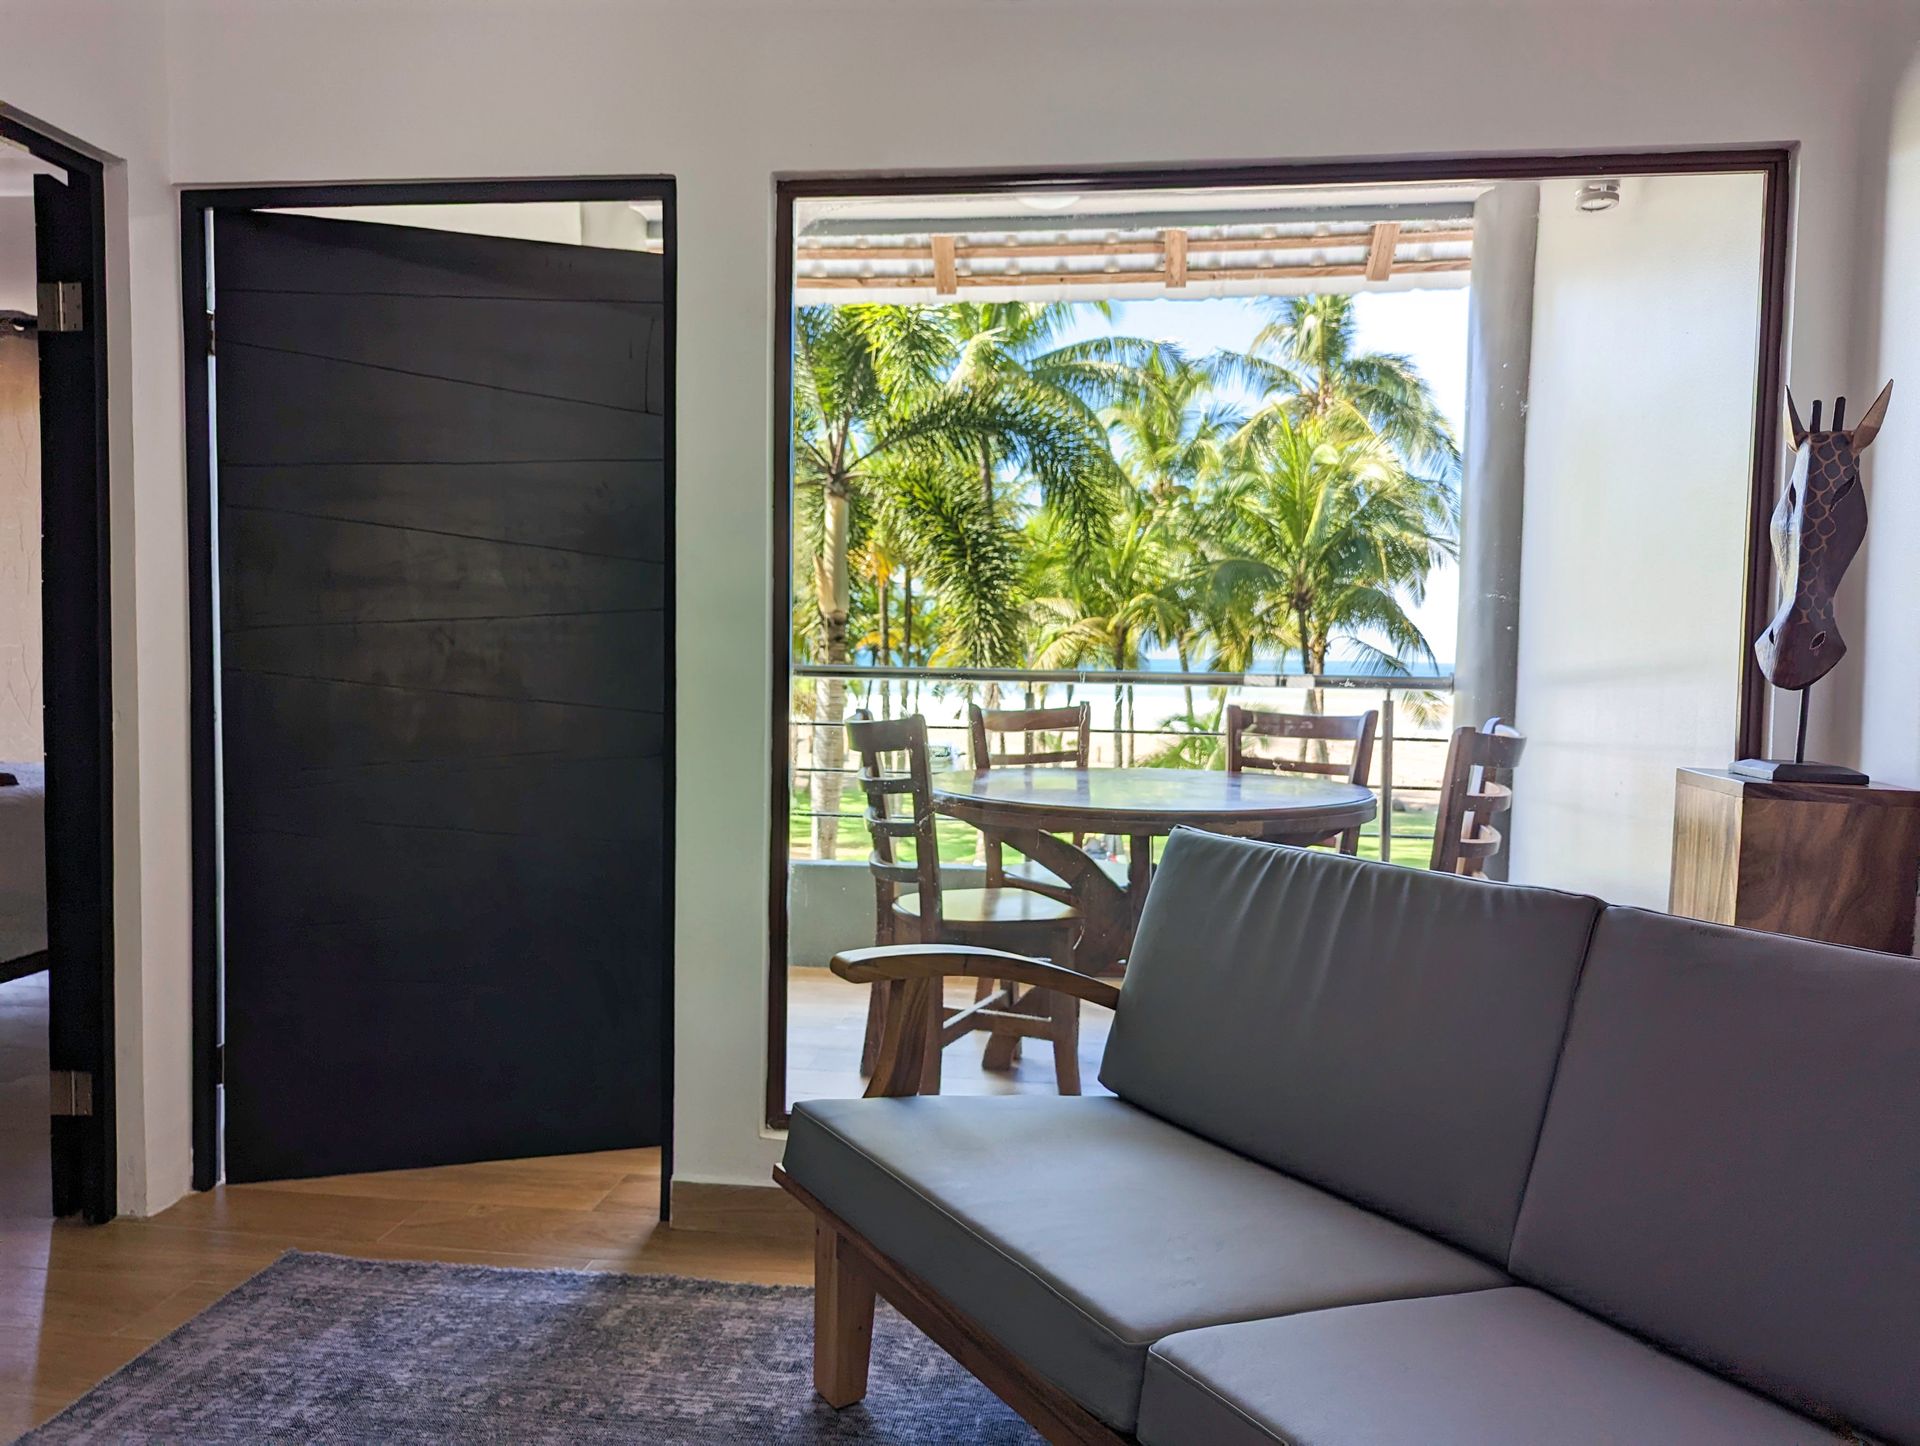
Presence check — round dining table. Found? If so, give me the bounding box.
[931,766,1376,971]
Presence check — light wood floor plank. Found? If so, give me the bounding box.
[0,1146,808,1426]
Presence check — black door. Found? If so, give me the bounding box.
[36,166,115,1221]
[213,211,669,1182]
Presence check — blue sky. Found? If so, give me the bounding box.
[1060,289,1469,666]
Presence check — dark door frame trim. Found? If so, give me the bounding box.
[0,111,118,1222]
[767,146,1794,1128]
[182,177,678,1216]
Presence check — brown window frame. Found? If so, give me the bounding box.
[767,148,1793,1128]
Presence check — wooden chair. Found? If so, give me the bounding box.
[966,702,1112,900]
[1430,716,1525,877]
[1224,704,1380,854]
[847,711,1087,1093]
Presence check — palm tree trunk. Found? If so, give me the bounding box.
[877,573,891,719]
[902,569,915,713]
[1306,632,1330,765]
[812,476,852,860]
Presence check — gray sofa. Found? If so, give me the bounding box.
[778,828,1919,1445]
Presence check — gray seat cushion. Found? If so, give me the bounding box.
[1137,1288,1838,1446]
[1099,830,1602,1259]
[1510,908,1920,1444]
[782,1095,1505,1431]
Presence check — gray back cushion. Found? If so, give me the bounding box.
[1510,908,1920,1444]
[1099,831,1601,1260]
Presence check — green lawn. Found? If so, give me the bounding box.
[790,782,1438,868]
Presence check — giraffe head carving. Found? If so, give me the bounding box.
[1755,382,1891,691]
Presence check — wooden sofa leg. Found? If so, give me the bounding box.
[858,980,888,1078]
[813,1220,877,1408]
[1050,933,1083,1095]
[1051,989,1082,1095]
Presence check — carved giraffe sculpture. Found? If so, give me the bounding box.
[1735,381,1891,784]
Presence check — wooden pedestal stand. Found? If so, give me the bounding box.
[1670,768,1920,954]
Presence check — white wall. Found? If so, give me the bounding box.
[148,0,1920,1198]
[1,0,1915,1208]
[0,194,34,314]
[0,330,41,763]
[1510,174,1763,906]
[281,202,586,244]
[0,0,188,1213]
[0,197,40,761]
[1863,47,1920,789]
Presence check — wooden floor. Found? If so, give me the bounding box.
[787,965,1115,1107]
[0,966,1107,1434]
[0,958,811,1436]
[0,1146,811,1435]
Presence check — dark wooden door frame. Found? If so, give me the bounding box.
[0,111,118,1222]
[182,178,677,1215]
[767,146,1795,1128]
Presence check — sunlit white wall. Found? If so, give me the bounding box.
[1511,173,1763,906]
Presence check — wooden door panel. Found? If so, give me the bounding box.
[216,210,663,302]
[218,461,667,562]
[216,343,665,467]
[216,208,668,1183]
[219,290,662,412]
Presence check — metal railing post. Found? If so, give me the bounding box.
[788,667,1453,869]
[1379,689,1395,865]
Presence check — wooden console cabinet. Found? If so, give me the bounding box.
[1670,768,1920,954]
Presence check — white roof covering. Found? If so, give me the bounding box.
[794,180,1487,303]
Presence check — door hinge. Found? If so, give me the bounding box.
[50,1070,94,1118]
[206,310,215,357]
[36,281,83,334]
[213,1043,225,1086]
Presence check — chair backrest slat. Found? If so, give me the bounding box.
[1225,705,1378,787]
[1430,717,1525,877]
[969,702,1091,770]
[847,710,943,933]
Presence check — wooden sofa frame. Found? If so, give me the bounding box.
[773,944,1130,1445]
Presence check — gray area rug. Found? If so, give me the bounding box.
[25,1252,1040,1443]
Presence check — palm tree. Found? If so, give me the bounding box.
[1200,410,1455,692]
[947,302,1155,517]
[1030,491,1187,764]
[880,459,1026,671]
[1102,345,1239,716]
[792,303,1113,857]
[1103,343,1238,506]
[1229,294,1458,475]
[851,522,905,717]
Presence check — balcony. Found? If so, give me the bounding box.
[780,663,1457,1113]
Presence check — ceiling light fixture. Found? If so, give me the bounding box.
[1575,179,1621,213]
[1016,192,1082,213]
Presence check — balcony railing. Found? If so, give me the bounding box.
[788,664,1457,867]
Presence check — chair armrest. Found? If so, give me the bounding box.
[831,945,1121,1098]
[831,945,1121,1010]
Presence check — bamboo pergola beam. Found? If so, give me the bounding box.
[1365,222,1403,282]
[1164,228,1188,288]
[797,227,1472,263]
[795,258,1472,291]
[930,234,958,295]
